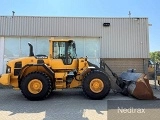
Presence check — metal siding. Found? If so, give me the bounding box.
[101,18,149,58]
[0,16,149,58]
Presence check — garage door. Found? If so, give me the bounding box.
[3,37,100,73]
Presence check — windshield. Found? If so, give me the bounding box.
[68,41,77,59]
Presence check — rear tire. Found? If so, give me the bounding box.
[20,72,52,101]
[82,70,111,100]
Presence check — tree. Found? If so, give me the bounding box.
[149,51,160,63]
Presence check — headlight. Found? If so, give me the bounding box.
[6,65,11,73]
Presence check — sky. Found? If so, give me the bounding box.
[0,0,159,52]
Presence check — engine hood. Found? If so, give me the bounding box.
[7,57,37,67]
[6,56,49,74]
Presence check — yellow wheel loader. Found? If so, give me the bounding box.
[0,39,156,100]
[0,39,111,100]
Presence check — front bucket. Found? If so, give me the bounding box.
[119,72,157,100]
[129,74,156,99]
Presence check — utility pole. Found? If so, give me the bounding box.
[12,11,15,17]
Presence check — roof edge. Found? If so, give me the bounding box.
[0,15,148,19]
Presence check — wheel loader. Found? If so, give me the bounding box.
[0,39,156,100]
[0,39,111,100]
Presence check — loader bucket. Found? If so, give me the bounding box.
[119,71,157,100]
[99,59,157,100]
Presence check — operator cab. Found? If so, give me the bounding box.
[53,40,77,65]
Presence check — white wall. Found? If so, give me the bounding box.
[0,37,4,74]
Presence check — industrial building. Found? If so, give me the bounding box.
[0,16,149,75]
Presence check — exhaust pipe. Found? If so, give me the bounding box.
[28,42,34,56]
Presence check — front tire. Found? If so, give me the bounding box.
[82,70,111,100]
[20,72,52,101]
